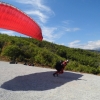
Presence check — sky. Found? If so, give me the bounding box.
[0,0,100,50]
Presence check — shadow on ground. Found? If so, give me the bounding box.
[1,71,83,91]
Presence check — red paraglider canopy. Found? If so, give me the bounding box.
[0,2,43,41]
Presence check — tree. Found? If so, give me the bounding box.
[1,45,21,60]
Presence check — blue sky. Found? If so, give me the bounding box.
[0,0,100,50]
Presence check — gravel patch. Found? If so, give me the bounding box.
[0,61,100,100]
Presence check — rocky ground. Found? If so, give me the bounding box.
[0,61,100,100]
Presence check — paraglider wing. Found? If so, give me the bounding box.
[0,2,43,41]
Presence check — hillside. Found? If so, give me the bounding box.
[0,33,100,75]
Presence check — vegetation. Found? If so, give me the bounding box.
[0,33,100,75]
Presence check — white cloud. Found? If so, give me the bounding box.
[69,40,80,47]
[65,28,80,32]
[68,40,100,50]
[42,26,61,42]
[0,29,15,36]
[25,10,48,23]
[15,0,54,23]
[15,0,51,12]
[0,29,27,37]
[62,20,73,25]
[83,40,100,50]
[62,20,80,32]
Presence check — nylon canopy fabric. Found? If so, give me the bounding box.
[0,2,43,41]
